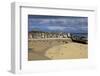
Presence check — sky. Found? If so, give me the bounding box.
[28,15,88,33]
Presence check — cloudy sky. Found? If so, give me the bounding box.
[28,15,88,33]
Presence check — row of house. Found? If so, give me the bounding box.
[28,31,71,39]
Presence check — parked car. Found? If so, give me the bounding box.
[70,33,88,43]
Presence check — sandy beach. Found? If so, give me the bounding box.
[28,38,88,61]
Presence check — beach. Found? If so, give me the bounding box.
[28,38,88,61]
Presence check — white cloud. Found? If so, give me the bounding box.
[47,26,66,30]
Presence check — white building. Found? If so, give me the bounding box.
[28,31,70,39]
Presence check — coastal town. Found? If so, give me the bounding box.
[28,15,88,61]
[28,30,88,60]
